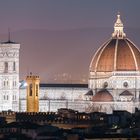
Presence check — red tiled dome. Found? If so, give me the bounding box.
[90,14,140,72]
[90,38,140,72]
[92,89,113,102]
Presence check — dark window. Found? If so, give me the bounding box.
[13,62,16,71]
[4,81,5,87]
[29,84,32,96]
[4,62,8,73]
[36,84,38,96]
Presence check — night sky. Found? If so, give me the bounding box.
[0,0,140,83]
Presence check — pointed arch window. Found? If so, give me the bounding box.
[3,95,5,100]
[36,84,38,96]
[4,81,6,87]
[13,62,16,71]
[4,62,8,73]
[13,81,16,88]
[29,84,32,96]
[13,95,16,100]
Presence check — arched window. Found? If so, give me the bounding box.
[13,62,16,71]
[13,81,16,87]
[29,84,32,96]
[13,95,16,100]
[4,62,8,73]
[4,81,6,87]
[36,84,38,96]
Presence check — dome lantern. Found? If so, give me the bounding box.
[112,13,126,39]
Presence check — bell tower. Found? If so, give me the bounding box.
[0,38,20,111]
[26,73,40,112]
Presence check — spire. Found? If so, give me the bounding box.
[112,13,126,38]
[3,28,16,44]
[8,28,11,42]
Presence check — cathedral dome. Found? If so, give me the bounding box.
[92,89,113,102]
[90,14,140,72]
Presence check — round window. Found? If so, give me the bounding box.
[123,82,128,87]
[103,82,108,88]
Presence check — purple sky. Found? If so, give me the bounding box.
[0,0,140,83]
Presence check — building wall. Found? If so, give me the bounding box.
[88,71,140,113]
[20,99,91,112]
[19,80,140,114]
[19,87,89,112]
[89,71,140,99]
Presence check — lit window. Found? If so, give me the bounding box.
[83,116,86,119]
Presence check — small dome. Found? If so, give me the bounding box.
[92,89,113,102]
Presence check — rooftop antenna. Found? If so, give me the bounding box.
[8,28,11,43]
[30,72,32,76]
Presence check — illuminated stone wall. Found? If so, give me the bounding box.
[0,43,20,111]
[19,86,89,112]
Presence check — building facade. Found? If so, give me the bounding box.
[88,14,140,113]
